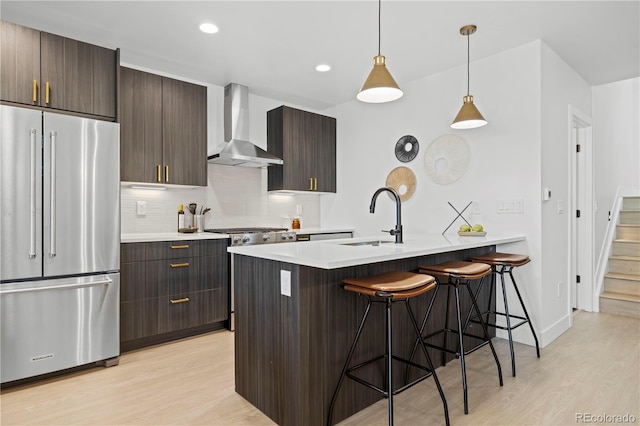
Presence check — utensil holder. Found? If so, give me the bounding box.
[195,215,204,232]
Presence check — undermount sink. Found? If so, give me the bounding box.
[340,240,396,247]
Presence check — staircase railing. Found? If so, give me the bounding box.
[593,190,624,311]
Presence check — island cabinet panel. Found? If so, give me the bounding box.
[233,246,496,426]
[1,21,118,120]
[267,105,336,193]
[120,239,228,352]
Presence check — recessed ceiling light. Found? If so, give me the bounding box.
[199,23,219,34]
[315,64,331,72]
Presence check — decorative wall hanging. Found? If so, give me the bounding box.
[385,166,416,202]
[424,134,471,185]
[394,135,419,163]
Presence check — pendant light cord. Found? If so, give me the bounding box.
[466,32,470,96]
[378,0,381,55]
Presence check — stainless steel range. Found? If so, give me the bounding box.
[205,227,297,246]
[204,227,297,331]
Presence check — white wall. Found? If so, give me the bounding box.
[120,65,323,234]
[592,77,640,252]
[324,40,592,347]
[539,43,592,337]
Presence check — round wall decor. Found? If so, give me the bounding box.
[394,135,419,163]
[385,166,417,202]
[424,134,471,185]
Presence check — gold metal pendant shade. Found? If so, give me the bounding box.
[357,55,403,103]
[451,25,487,129]
[357,0,403,103]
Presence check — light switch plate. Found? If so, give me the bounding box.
[497,199,524,214]
[280,270,291,297]
[136,201,147,216]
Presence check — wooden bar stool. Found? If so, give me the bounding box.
[411,261,503,415]
[327,271,450,426]
[467,252,540,377]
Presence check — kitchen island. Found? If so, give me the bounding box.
[229,233,525,426]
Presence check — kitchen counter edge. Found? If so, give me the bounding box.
[227,233,526,269]
[121,228,355,244]
[121,233,230,243]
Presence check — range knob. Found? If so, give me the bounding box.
[262,234,270,242]
[232,236,241,244]
[281,234,288,240]
[242,235,251,244]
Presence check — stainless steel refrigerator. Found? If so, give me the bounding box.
[0,105,120,383]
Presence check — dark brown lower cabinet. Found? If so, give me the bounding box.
[120,239,228,352]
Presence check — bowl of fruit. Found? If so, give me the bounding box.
[458,223,487,236]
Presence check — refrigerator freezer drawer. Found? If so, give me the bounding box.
[0,273,120,383]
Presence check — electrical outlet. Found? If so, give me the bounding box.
[281,270,291,297]
[136,201,147,216]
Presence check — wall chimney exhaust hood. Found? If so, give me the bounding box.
[208,83,283,167]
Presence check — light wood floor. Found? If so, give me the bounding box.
[1,311,638,425]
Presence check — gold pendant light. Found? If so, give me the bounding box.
[451,25,487,129]
[356,0,403,103]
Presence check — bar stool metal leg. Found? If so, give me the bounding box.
[327,273,449,426]
[465,280,503,388]
[507,267,541,358]
[385,297,394,426]
[327,298,372,426]
[409,272,502,416]
[499,268,516,376]
[453,284,470,414]
[465,263,541,377]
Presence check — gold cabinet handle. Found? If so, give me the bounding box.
[170,297,190,304]
[314,177,318,191]
[170,262,189,268]
[165,165,169,183]
[45,82,50,104]
[170,244,189,249]
[33,80,37,103]
[309,177,313,191]
[157,165,161,182]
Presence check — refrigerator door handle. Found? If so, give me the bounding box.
[29,129,37,259]
[49,131,57,258]
[0,278,113,295]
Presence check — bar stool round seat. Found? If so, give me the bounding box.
[410,260,503,415]
[468,252,540,377]
[327,271,449,426]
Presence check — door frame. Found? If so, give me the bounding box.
[568,105,594,314]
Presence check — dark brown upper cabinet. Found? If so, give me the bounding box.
[0,20,118,120]
[120,67,207,186]
[267,106,336,193]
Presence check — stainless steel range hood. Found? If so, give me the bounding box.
[208,83,283,167]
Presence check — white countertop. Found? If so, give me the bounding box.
[227,233,526,269]
[121,227,354,243]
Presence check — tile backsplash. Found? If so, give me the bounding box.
[121,164,321,234]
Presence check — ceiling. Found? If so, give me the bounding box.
[2,1,638,110]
